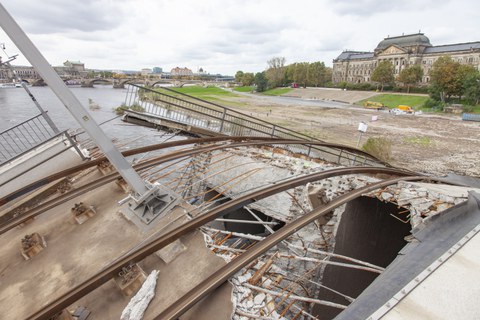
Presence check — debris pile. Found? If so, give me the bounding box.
[366,181,473,228]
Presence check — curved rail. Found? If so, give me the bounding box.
[0,136,386,206]
[28,167,418,319]
[155,175,426,319]
[0,139,397,235]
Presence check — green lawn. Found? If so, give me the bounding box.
[460,103,480,113]
[166,85,246,107]
[358,94,429,109]
[262,88,293,96]
[171,86,239,99]
[233,86,254,92]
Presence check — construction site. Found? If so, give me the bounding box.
[2,4,480,320]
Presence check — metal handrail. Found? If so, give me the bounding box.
[124,84,383,166]
[0,113,45,135]
[156,85,316,141]
[0,112,57,164]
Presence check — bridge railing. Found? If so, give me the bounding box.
[124,84,384,166]
[0,113,81,165]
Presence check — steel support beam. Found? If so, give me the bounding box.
[0,3,148,196]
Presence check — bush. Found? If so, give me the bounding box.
[114,104,130,115]
[422,98,438,109]
[361,137,392,162]
[130,103,145,112]
[113,103,145,115]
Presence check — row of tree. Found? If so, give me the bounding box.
[370,61,424,92]
[429,56,480,104]
[350,56,480,104]
[235,55,480,104]
[235,57,332,92]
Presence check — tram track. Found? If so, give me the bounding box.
[0,136,386,206]
[0,139,395,235]
[27,166,421,319]
[154,175,426,320]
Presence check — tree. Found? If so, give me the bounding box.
[371,61,394,91]
[429,56,461,102]
[254,72,268,92]
[292,62,309,88]
[265,57,286,88]
[308,61,327,87]
[235,70,244,83]
[462,69,480,105]
[456,64,477,99]
[398,65,423,93]
[242,72,255,86]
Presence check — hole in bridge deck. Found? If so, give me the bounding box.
[204,190,285,236]
[313,196,411,319]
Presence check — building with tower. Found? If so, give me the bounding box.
[332,33,480,84]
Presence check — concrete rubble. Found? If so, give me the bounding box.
[196,147,478,319]
[366,181,480,229]
[121,270,160,320]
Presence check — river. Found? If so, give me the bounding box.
[0,85,171,147]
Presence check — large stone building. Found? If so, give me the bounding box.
[332,33,480,84]
[170,67,193,77]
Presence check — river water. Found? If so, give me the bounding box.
[0,85,171,147]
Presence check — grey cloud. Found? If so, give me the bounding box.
[3,0,127,34]
[328,0,439,16]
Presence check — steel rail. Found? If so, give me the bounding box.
[27,167,418,319]
[0,136,386,206]
[0,139,396,234]
[0,136,276,202]
[154,175,426,320]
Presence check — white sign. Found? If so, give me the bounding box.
[358,122,368,133]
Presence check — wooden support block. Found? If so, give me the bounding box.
[49,309,74,320]
[21,232,47,260]
[115,178,130,193]
[71,203,96,225]
[97,161,113,175]
[72,306,91,320]
[113,264,147,296]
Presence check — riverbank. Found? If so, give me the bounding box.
[217,88,480,177]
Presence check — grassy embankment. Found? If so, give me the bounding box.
[170,86,293,107]
[358,94,429,109]
[170,86,243,107]
[233,86,293,96]
[233,86,254,92]
[359,94,480,113]
[261,88,293,96]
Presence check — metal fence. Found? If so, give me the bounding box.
[0,113,62,164]
[124,84,384,167]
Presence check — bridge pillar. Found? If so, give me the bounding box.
[32,79,46,86]
[113,81,125,89]
[81,80,93,88]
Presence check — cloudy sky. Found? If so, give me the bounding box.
[1,0,479,75]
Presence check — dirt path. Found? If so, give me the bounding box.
[222,90,480,177]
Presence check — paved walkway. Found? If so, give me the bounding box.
[284,87,379,104]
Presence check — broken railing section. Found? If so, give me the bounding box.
[123,84,382,167]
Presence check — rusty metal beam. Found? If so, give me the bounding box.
[27,167,419,319]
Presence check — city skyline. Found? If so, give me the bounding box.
[1,0,479,76]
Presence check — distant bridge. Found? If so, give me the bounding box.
[20,76,234,88]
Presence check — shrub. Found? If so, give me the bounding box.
[361,137,392,162]
[113,103,145,115]
[114,104,130,115]
[422,98,438,109]
[130,103,145,112]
